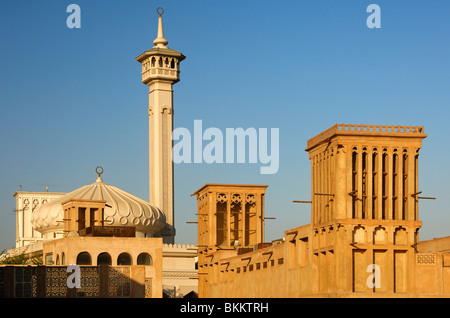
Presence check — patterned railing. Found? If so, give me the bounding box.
[45,266,67,297]
[43,266,102,298]
[306,124,425,149]
[0,265,153,298]
[108,266,130,297]
[0,266,40,298]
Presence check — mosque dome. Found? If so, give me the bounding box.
[31,168,166,237]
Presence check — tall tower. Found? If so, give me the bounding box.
[136,8,185,244]
[305,124,427,294]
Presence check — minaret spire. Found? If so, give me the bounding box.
[136,7,185,244]
[153,7,168,48]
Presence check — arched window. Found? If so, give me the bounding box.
[76,252,92,265]
[56,254,60,265]
[97,252,112,265]
[117,253,132,265]
[373,226,387,245]
[137,253,152,265]
[352,150,358,219]
[353,225,366,244]
[394,227,407,245]
[62,252,65,265]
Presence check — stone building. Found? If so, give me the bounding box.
[13,190,65,248]
[195,124,450,297]
[2,8,197,298]
[3,7,449,299]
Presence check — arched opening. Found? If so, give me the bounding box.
[97,252,112,265]
[117,253,132,265]
[392,153,399,219]
[372,151,378,219]
[352,151,358,219]
[137,253,152,265]
[353,225,366,244]
[373,226,387,244]
[61,252,65,265]
[382,153,388,219]
[56,254,60,265]
[76,252,92,265]
[394,227,407,245]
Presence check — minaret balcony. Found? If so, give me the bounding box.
[141,63,180,84]
[137,48,185,85]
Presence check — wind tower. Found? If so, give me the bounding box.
[136,8,185,244]
[305,124,427,294]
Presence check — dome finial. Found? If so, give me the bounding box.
[157,7,164,17]
[153,7,168,48]
[96,166,104,182]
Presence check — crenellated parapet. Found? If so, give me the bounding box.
[163,243,198,252]
[306,124,426,151]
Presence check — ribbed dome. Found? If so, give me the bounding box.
[32,175,166,236]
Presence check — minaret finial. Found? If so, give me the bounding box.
[153,7,168,48]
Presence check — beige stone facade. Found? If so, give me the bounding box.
[196,124,450,297]
[162,243,198,297]
[42,236,162,298]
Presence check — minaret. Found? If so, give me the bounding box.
[136,8,185,244]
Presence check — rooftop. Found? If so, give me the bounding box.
[192,184,269,196]
[306,124,427,151]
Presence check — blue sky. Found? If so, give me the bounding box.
[0,0,449,252]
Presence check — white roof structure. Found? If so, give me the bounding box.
[32,170,166,237]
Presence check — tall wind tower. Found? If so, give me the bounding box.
[136,8,185,244]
